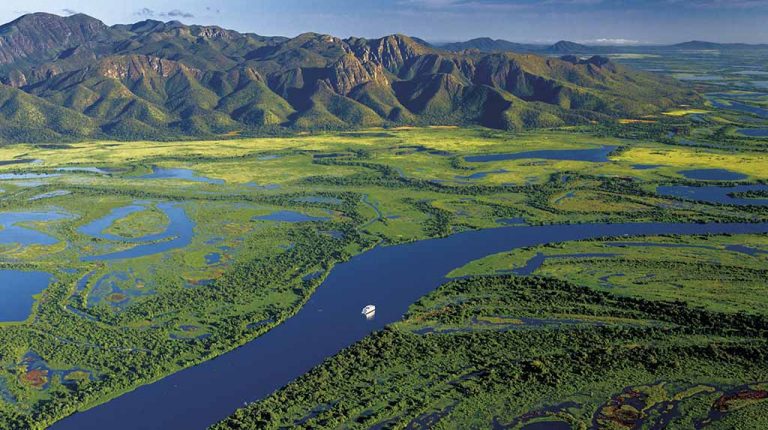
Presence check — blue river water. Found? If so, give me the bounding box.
[80,203,195,262]
[253,210,329,223]
[0,270,52,322]
[0,211,70,245]
[632,164,663,170]
[708,98,768,118]
[140,167,225,184]
[738,128,768,137]
[455,169,508,180]
[657,184,768,206]
[49,221,768,430]
[464,145,617,163]
[506,252,618,276]
[679,169,748,181]
[77,204,149,242]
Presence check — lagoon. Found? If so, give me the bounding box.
[465,146,617,163]
[0,271,51,322]
[253,210,329,223]
[708,98,768,118]
[80,203,195,262]
[140,167,224,184]
[657,184,768,206]
[0,211,69,246]
[455,169,508,180]
[679,169,748,181]
[738,128,768,137]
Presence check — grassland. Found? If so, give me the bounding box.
[448,233,768,315]
[662,109,711,117]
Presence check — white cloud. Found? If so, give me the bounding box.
[134,7,194,19]
[583,38,645,45]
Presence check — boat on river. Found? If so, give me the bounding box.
[50,221,768,430]
[361,305,376,316]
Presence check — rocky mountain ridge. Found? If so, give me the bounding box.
[0,13,696,142]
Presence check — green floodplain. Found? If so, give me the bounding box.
[0,49,766,430]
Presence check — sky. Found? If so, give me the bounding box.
[1,0,767,44]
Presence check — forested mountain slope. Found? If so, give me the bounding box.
[0,13,696,142]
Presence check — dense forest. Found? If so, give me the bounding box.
[214,275,768,429]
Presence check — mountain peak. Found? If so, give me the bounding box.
[547,40,590,53]
[0,13,695,141]
[440,37,537,53]
[380,34,432,51]
[4,12,105,28]
[347,33,433,72]
[0,12,109,66]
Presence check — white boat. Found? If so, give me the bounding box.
[361,305,376,315]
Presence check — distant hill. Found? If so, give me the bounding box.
[441,38,768,55]
[671,41,724,50]
[440,38,540,53]
[670,40,768,50]
[544,40,593,54]
[0,13,697,142]
[440,39,601,54]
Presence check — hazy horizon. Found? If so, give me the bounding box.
[1,0,767,45]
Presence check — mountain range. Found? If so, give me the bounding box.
[0,13,699,142]
[440,38,595,54]
[439,38,768,53]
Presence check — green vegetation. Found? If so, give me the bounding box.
[102,207,169,239]
[0,13,696,142]
[448,233,768,315]
[207,44,768,426]
[214,275,768,429]
[0,122,764,428]
[0,35,766,428]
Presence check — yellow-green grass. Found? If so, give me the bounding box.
[618,118,657,124]
[103,208,169,239]
[0,125,765,428]
[448,233,768,315]
[548,190,655,213]
[613,146,768,180]
[662,109,711,117]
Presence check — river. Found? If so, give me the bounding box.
[49,221,768,430]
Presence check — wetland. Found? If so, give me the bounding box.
[0,45,767,429]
